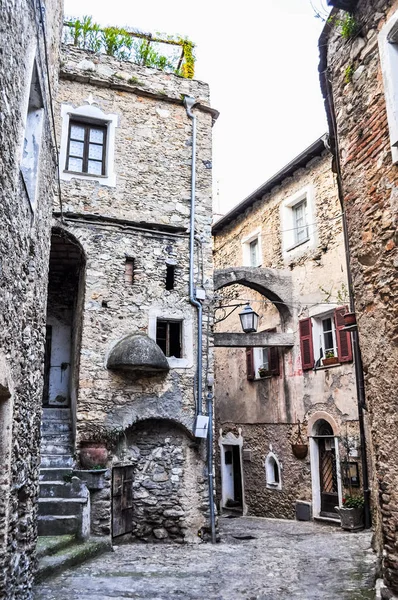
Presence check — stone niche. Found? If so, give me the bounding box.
[117,419,205,543]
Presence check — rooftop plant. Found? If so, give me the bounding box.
[63,16,196,78]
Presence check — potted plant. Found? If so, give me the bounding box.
[335,495,364,531]
[79,425,124,469]
[258,365,269,378]
[322,350,339,366]
[343,312,357,327]
[291,420,308,459]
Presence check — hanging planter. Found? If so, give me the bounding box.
[291,420,308,460]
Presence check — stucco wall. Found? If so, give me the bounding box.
[0,0,62,596]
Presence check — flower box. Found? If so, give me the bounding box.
[322,356,339,366]
[335,506,364,531]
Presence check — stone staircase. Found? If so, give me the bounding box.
[39,408,90,539]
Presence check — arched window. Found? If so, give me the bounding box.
[265,452,282,490]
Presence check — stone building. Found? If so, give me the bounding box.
[0,0,62,597]
[212,137,362,522]
[319,0,398,594]
[38,44,217,544]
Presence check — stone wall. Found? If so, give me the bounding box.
[320,1,398,593]
[0,0,62,596]
[55,45,215,542]
[213,148,361,519]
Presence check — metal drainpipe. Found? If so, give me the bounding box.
[184,96,216,542]
[323,69,372,529]
[184,96,203,417]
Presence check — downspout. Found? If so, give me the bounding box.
[184,96,203,417]
[184,96,216,543]
[319,20,371,529]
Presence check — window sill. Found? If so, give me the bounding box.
[314,362,342,371]
[64,170,107,178]
[167,357,191,369]
[285,237,310,253]
[266,483,282,491]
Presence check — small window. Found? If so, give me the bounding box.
[265,453,282,490]
[249,239,259,267]
[125,258,135,285]
[293,200,309,245]
[156,320,182,358]
[166,265,175,290]
[321,317,336,356]
[66,120,107,176]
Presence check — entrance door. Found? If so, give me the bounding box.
[112,466,134,537]
[222,445,242,509]
[319,436,338,515]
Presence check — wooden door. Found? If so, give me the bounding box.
[319,437,338,515]
[112,465,134,537]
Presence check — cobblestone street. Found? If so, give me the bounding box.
[34,517,376,600]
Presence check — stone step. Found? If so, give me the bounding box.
[39,479,88,499]
[37,515,80,537]
[38,498,87,517]
[39,468,73,482]
[41,421,72,433]
[41,431,73,442]
[35,538,111,583]
[40,443,74,456]
[42,408,72,421]
[36,535,76,559]
[40,454,74,468]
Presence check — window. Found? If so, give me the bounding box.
[166,265,175,290]
[280,185,316,261]
[379,11,398,163]
[299,306,353,371]
[293,200,308,245]
[124,258,135,285]
[156,320,182,358]
[246,342,280,380]
[59,103,118,186]
[265,452,282,490]
[241,229,262,267]
[66,121,107,176]
[21,61,44,212]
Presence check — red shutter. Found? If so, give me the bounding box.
[269,347,280,376]
[246,348,255,380]
[299,318,314,371]
[335,306,353,363]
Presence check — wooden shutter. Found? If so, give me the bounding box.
[299,318,314,371]
[334,306,353,363]
[246,347,255,380]
[269,347,280,376]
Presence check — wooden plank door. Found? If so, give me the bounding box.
[112,465,134,537]
[319,438,338,515]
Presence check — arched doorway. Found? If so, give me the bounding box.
[309,415,342,519]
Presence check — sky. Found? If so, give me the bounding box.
[63,0,329,214]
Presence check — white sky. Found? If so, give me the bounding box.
[63,0,328,214]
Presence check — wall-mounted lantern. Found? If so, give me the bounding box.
[239,303,259,333]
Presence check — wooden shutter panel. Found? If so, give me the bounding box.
[246,347,255,380]
[269,347,280,376]
[335,306,353,363]
[299,318,314,371]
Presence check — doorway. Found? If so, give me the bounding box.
[112,465,134,538]
[219,429,245,514]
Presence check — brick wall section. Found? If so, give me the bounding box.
[0,0,62,596]
[322,1,398,592]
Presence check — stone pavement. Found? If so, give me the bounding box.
[34,516,376,600]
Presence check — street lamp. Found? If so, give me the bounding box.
[239,303,259,333]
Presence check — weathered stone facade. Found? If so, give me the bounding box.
[213,141,362,521]
[0,0,62,597]
[319,1,398,593]
[50,45,216,542]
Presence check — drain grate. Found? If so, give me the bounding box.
[232,535,257,540]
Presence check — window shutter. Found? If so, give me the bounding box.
[299,318,314,371]
[269,347,280,376]
[334,306,353,363]
[246,347,255,380]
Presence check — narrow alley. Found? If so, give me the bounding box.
[34,517,376,600]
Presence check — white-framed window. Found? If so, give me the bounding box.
[246,340,280,380]
[280,185,316,261]
[379,11,398,163]
[59,102,118,186]
[20,61,44,212]
[241,229,262,267]
[148,310,193,369]
[311,312,337,364]
[265,452,282,490]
